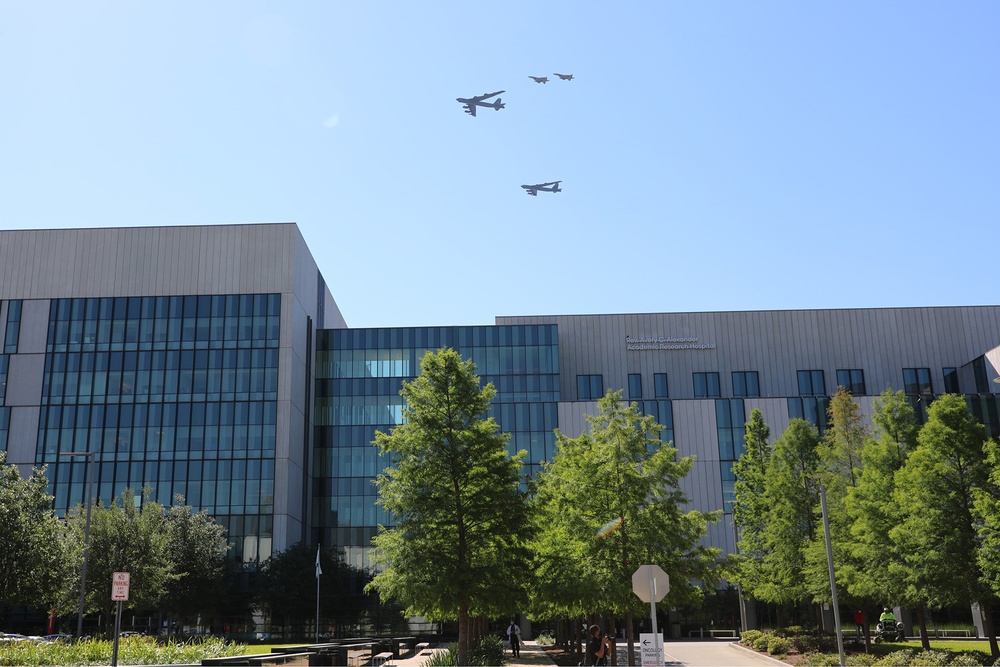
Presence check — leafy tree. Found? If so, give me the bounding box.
[803,390,868,607]
[368,348,531,666]
[257,542,373,639]
[842,390,918,640]
[752,419,821,615]
[160,498,230,632]
[531,390,720,666]
[0,452,65,610]
[973,439,1000,607]
[731,409,772,597]
[64,487,175,632]
[893,394,998,655]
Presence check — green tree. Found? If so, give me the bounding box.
[160,498,231,632]
[257,542,373,639]
[753,419,821,616]
[64,487,175,632]
[731,409,772,597]
[893,394,998,655]
[973,439,1000,607]
[368,348,531,666]
[803,390,868,609]
[531,390,719,666]
[0,452,65,610]
[842,390,917,640]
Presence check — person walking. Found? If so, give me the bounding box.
[586,624,611,666]
[507,618,521,658]
[854,610,865,638]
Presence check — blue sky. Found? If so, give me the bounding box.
[2,2,998,327]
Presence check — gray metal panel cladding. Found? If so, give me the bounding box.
[0,224,305,298]
[499,307,1000,401]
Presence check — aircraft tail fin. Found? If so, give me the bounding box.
[493,98,504,110]
[552,184,561,192]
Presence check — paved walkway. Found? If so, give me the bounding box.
[387,638,784,667]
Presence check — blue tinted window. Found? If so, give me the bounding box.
[628,373,642,400]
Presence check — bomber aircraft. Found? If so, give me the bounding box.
[456,90,505,117]
[521,181,562,196]
[529,76,549,84]
[553,73,574,81]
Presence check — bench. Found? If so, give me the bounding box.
[688,629,738,638]
[933,629,971,637]
[249,654,313,666]
[203,653,313,666]
[414,642,430,654]
[371,651,393,666]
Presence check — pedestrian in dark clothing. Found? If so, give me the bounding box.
[587,624,611,666]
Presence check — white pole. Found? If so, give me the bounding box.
[648,569,661,665]
[820,485,846,667]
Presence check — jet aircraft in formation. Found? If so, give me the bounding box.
[553,73,574,81]
[458,82,568,195]
[521,181,562,196]
[456,90,505,117]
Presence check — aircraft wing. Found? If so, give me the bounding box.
[521,185,538,196]
[464,103,477,117]
[477,90,504,101]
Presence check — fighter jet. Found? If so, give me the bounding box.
[521,181,562,196]
[553,73,574,81]
[529,75,549,84]
[456,90,505,117]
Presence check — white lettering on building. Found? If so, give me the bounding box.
[625,336,716,351]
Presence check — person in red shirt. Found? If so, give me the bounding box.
[854,610,865,638]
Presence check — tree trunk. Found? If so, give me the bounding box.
[916,606,930,651]
[982,600,999,657]
[608,616,617,666]
[625,608,635,667]
[458,603,470,666]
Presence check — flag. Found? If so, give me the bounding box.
[316,545,322,578]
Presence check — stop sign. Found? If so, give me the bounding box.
[632,564,669,603]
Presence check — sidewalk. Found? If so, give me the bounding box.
[388,639,556,667]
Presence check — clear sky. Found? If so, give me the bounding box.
[2,3,998,328]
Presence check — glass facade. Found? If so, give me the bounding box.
[797,370,826,396]
[903,368,933,396]
[693,372,720,398]
[38,294,281,563]
[716,399,746,507]
[0,353,8,404]
[314,324,560,568]
[4,300,22,353]
[836,369,866,396]
[732,371,759,398]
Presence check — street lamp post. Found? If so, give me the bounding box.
[60,451,96,639]
[819,484,846,667]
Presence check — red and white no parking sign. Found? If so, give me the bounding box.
[112,572,130,601]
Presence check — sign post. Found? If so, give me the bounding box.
[111,572,130,667]
[633,565,669,666]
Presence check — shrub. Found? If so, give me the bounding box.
[908,651,952,666]
[471,634,505,667]
[873,649,915,666]
[740,629,763,646]
[949,651,993,666]
[422,644,458,667]
[798,652,843,666]
[766,636,792,655]
[792,634,821,653]
[846,653,878,666]
[751,633,772,651]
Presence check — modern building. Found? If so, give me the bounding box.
[3,223,1000,572]
[0,223,343,562]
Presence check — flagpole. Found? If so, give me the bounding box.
[315,545,322,644]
